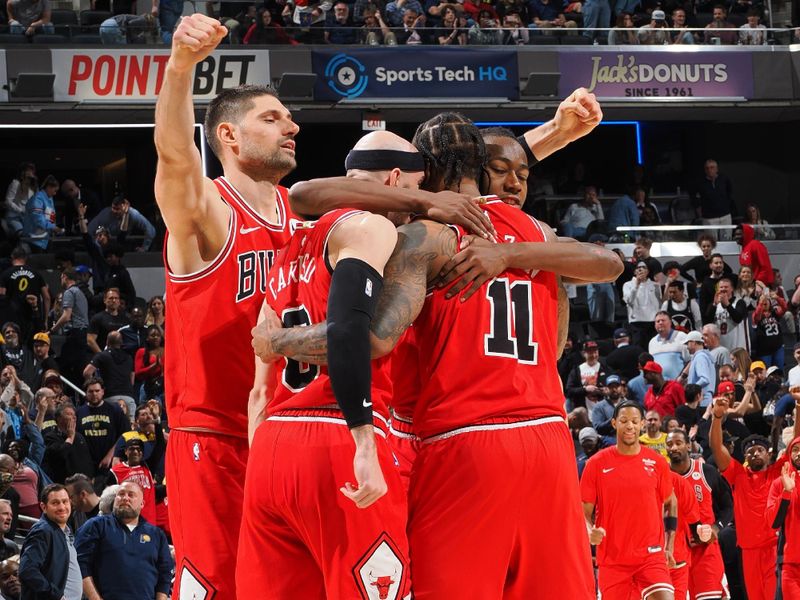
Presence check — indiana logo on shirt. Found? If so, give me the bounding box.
[140,534,151,543]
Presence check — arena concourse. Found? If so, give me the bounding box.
[0,5,799,599]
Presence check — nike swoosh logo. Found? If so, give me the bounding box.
[362,399,372,408]
[602,468,614,474]
[240,225,261,235]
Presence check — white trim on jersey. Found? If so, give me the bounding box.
[422,415,565,443]
[641,583,675,599]
[166,203,236,284]
[217,176,287,231]
[266,414,388,438]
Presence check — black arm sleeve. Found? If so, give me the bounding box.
[327,258,383,429]
[705,464,734,527]
[517,135,539,168]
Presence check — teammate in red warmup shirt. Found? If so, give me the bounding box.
[154,14,301,598]
[767,436,800,599]
[709,395,800,600]
[238,209,411,599]
[670,471,713,600]
[667,429,732,600]
[734,224,774,287]
[581,401,677,600]
[109,438,156,524]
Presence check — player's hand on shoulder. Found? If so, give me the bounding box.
[425,191,496,241]
[170,14,228,72]
[588,526,606,545]
[435,235,508,302]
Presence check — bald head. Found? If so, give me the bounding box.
[352,131,417,153]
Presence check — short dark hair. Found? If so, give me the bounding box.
[638,352,654,367]
[134,404,151,419]
[10,246,27,260]
[655,310,671,319]
[718,277,735,287]
[683,383,702,403]
[710,253,724,261]
[667,428,689,443]
[65,473,94,495]
[204,85,279,158]
[668,280,684,290]
[635,237,653,249]
[84,377,104,391]
[40,483,67,504]
[111,194,126,206]
[55,402,76,420]
[613,400,644,419]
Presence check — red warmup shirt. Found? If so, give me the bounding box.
[412,200,564,439]
[766,436,800,564]
[644,380,686,418]
[722,455,786,549]
[581,446,674,566]
[672,471,701,565]
[738,224,774,286]
[388,327,420,421]
[265,209,392,419]
[163,177,297,438]
[111,462,157,524]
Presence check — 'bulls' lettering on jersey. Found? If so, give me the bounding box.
[236,250,276,302]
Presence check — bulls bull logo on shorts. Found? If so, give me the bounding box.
[353,533,406,600]
[178,560,216,600]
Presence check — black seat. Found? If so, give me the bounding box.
[0,33,29,43]
[70,33,103,43]
[79,10,112,32]
[50,9,79,36]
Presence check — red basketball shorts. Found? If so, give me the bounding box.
[166,429,248,600]
[782,563,800,600]
[689,542,728,600]
[408,416,595,600]
[599,553,674,600]
[387,412,417,494]
[741,544,777,600]
[236,409,411,600]
[670,562,690,600]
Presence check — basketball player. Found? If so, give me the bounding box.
[581,400,677,600]
[667,429,731,600]
[155,14,302,598]
[710,395,800,600]
[252,113,621,598]
[670,471,713,600]
[238,206,412,598]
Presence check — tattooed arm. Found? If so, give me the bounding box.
[251,219,457,363]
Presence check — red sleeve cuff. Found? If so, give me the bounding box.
[783,490,794,500]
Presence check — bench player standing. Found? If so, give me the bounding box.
[581,401,678,600]
[238,209,411,599]
[154,14,300,599]
[667,429,732,600]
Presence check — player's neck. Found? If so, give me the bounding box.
[224,171,280,220]
[616,442,641,456]
[671,459,691,474]
[445,178,481,197]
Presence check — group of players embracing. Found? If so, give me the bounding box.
[147,12,715,600]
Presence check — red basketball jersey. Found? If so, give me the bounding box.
[388,327,420,421]
[265,209,391,418]
[672,471,701,564]
[164,177,297,438]
[412,200,563,439]
[682,458,715,525]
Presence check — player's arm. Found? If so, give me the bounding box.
[288,177,494,240]
[767,464,795,529]
[248,303,276,445]
[153,14,230,273]
[521,88,602,162]
[437,221,623,300]
[582,502,605,545]
[326,213,399,509]
[663,491,678,566]
[370,219,457,358]
[709,396,732,472]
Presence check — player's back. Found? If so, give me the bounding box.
[266,209,392,418]
[413,200,562,440]
[164,177,296,438]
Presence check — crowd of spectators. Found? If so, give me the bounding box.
[0,0,795,45]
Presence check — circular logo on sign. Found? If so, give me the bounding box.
[692,471,702,480]
[324,54,368,99]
